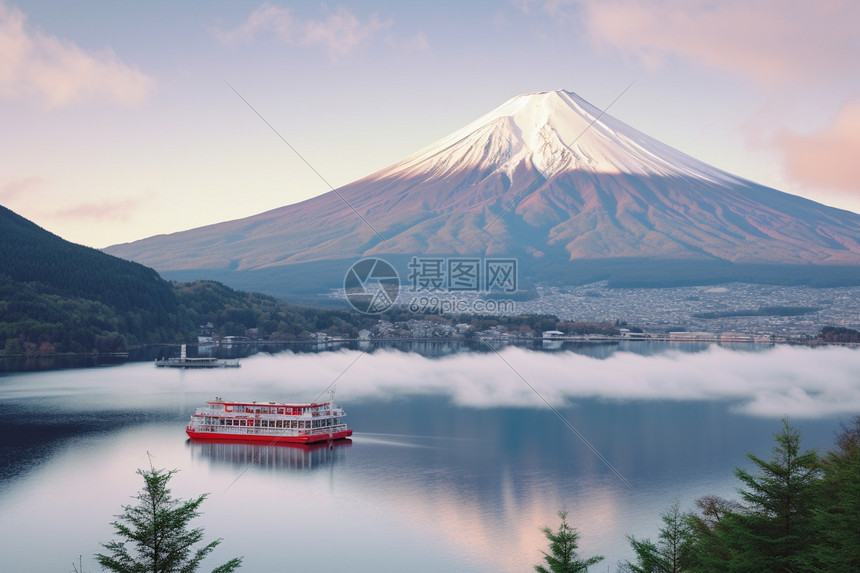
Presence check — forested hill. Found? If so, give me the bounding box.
[0,205,177,314]
[0,205,184,352]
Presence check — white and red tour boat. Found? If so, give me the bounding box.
[186,392,352,444]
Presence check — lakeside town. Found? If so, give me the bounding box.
[315,280,860,343]
[210,281,860,344]
[515,282,860,338]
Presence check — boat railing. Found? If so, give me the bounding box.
[193,407,347,421]
[189,423,348,435]
[199,409,346,418]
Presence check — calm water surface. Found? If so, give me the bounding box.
[0,343,854,572]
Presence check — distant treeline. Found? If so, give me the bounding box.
[174,280,376,340]
[818,326,860,343]
[0,277,378,354]
[0,274,173,354]
[693,305,819,319]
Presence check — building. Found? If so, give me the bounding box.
[669,332,717,342]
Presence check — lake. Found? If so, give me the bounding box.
[1,342,858,572]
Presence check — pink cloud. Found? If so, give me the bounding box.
[214,3,392,60]
[0,2,154,108]
[0,176,46,202]
[774,100,860,196]
[572,0,860,86]
[50,196,148,223]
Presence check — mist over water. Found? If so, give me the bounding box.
[234,343,860,418]
[0,343,857,572]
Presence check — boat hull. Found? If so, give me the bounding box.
[155,360,240,368]
[186,428,353,444]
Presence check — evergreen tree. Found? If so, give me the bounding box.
[811,416,860,571]
[623,537,663,573]
[684,496,738,570]
[97,466,242,573]
[719,419,820,571]
[622,500,694,572]
[535,510,603,573]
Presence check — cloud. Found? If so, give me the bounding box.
[213,3,392,59]
[0,175,151,224]
[0,176,47,202]
[48,196,148,223]
[0,2,154,108]
[773,100,860,196]
[546,0,860,86]
[207,344,860,420]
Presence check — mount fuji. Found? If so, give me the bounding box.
[105,90,860,299]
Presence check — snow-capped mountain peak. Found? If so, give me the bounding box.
[381,89,737,185]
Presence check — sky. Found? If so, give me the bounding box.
[1,0,859,249]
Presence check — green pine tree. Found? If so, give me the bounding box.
[623,537,663,573]
[535,510,604,573]
[719,419,820,572]
[97,466,243,573]
[622,499,694,572]
[811,416,860,571]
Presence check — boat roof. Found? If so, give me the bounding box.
[207,398,328,408]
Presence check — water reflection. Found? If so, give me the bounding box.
[187,438,352,472]
[0,352,129,373]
